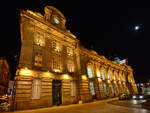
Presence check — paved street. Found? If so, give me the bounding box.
[108,99,147,109]
[2,98,150,113]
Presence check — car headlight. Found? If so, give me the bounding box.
[132,95,136,99]
[139,95,143,99]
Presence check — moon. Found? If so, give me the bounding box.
[134,25,140,31]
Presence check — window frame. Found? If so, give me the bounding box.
[52,57,61,70]
[34,32,45,47]
[67,61,74,72]
[101,71,105,80]
[52,40,61,52]
[31,79,41,99]
[87,66,93,78]
[34,52,42,67]
[67,47,73,56]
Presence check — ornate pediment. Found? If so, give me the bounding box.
[44,6,66,30]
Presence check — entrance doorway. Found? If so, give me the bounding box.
[52,80,62,105]
[89,81,96,99]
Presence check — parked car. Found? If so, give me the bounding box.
[119,94,131,100]
[132,94,145,100]
[119,94,126,100]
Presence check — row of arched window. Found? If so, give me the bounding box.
[87,66,126,82]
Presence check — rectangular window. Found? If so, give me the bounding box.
[67,47,73,56]
[52,40,60,52]
[89,82,96,96]
[34,32,45,46]
[52,40,57,50]
[32,79,41,99]
[71,81,76,96]
[67,61,74,72]
[34,53,42,66]
[52,58,60,71]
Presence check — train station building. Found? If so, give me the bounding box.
[13,6,138,110]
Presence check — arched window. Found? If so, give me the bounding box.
[111,84,114,94]
[108,73,112,81]
[114,75,116,80]
[104,83,108,96]
[87,66,93,78]
[101,71,105,80]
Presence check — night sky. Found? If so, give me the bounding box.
[0,1,150,83]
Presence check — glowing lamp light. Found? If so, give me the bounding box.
[97,71,100,77]
[82,75,87,80]
[54,69,60,72]
[107,80,111,83]
[43,72,51,78]
[19,68,31,76]
[98,78,102,82]
[132,95,136,99]
[139,95,143,99]
[63,74,69,79]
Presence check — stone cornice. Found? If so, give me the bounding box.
[20,10,78,43]
[79,46,133,72]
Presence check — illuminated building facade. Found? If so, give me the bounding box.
[78,47,137,102]
[0,58,10,97]
[14,6,138,110]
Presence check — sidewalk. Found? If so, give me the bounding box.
[3,97,118,113]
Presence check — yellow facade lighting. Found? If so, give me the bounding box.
[63,74,69,79]
[97,71,100,77]
[53,69,60,72]
[43,72,51,78]
[82,75,87,80]
[107,80,111,84]
[119,81,121,84]
[98,78,102,82]
[19,68,32,76]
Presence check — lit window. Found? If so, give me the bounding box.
[67,61,74,72]
[89,82,96,96]
[32,79,41,99]
[52,58,60,71]
[71,81,76,96]
[103,83,108,96]
[34,32,45,46]
[52,40,56,49]
[101,71,105,80]
[52,40,60,52]
[67,47,73,56]
[114,75,116,80]
[34,53,42,67]
[108,73,112,81]
[87,66,93,78]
